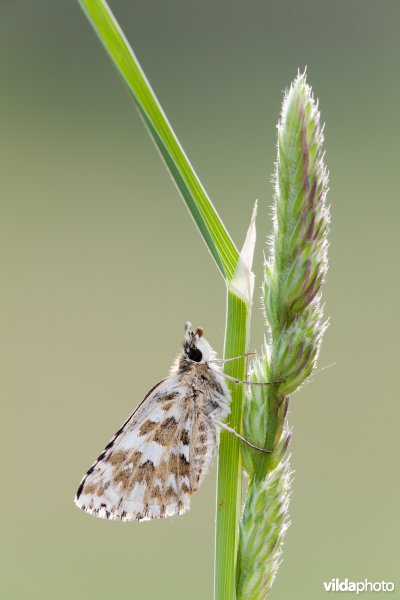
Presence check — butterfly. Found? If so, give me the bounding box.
[74,323,270,522]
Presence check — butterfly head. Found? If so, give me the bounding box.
[183,322,215,364]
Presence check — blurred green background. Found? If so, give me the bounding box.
[1,1,399,598]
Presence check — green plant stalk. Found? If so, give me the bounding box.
[78,0,239,280]
[215,289,249,600]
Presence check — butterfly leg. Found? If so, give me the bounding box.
[222,373,283,386]
[213,419,272,453]
[209,352,256,364]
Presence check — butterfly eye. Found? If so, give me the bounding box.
[188,347,203,362]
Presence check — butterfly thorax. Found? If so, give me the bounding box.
[172,354,230,420]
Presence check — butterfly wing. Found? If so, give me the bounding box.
[74,377,217,521]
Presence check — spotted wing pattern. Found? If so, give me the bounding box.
[74,378,217,521]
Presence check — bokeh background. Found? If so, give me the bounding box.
[1,1,399,598]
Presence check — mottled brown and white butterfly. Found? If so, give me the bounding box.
[74,322,269,522]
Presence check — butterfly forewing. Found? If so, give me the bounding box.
[75,377,214,521]
[74,325,234,522]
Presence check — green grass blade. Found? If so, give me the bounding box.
[78,0,239,280]
[77,4,259,596]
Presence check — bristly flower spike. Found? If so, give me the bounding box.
[237,70,330,600]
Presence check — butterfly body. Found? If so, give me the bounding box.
[75,325,230,521]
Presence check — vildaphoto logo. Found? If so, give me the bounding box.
[323,579,395,594]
